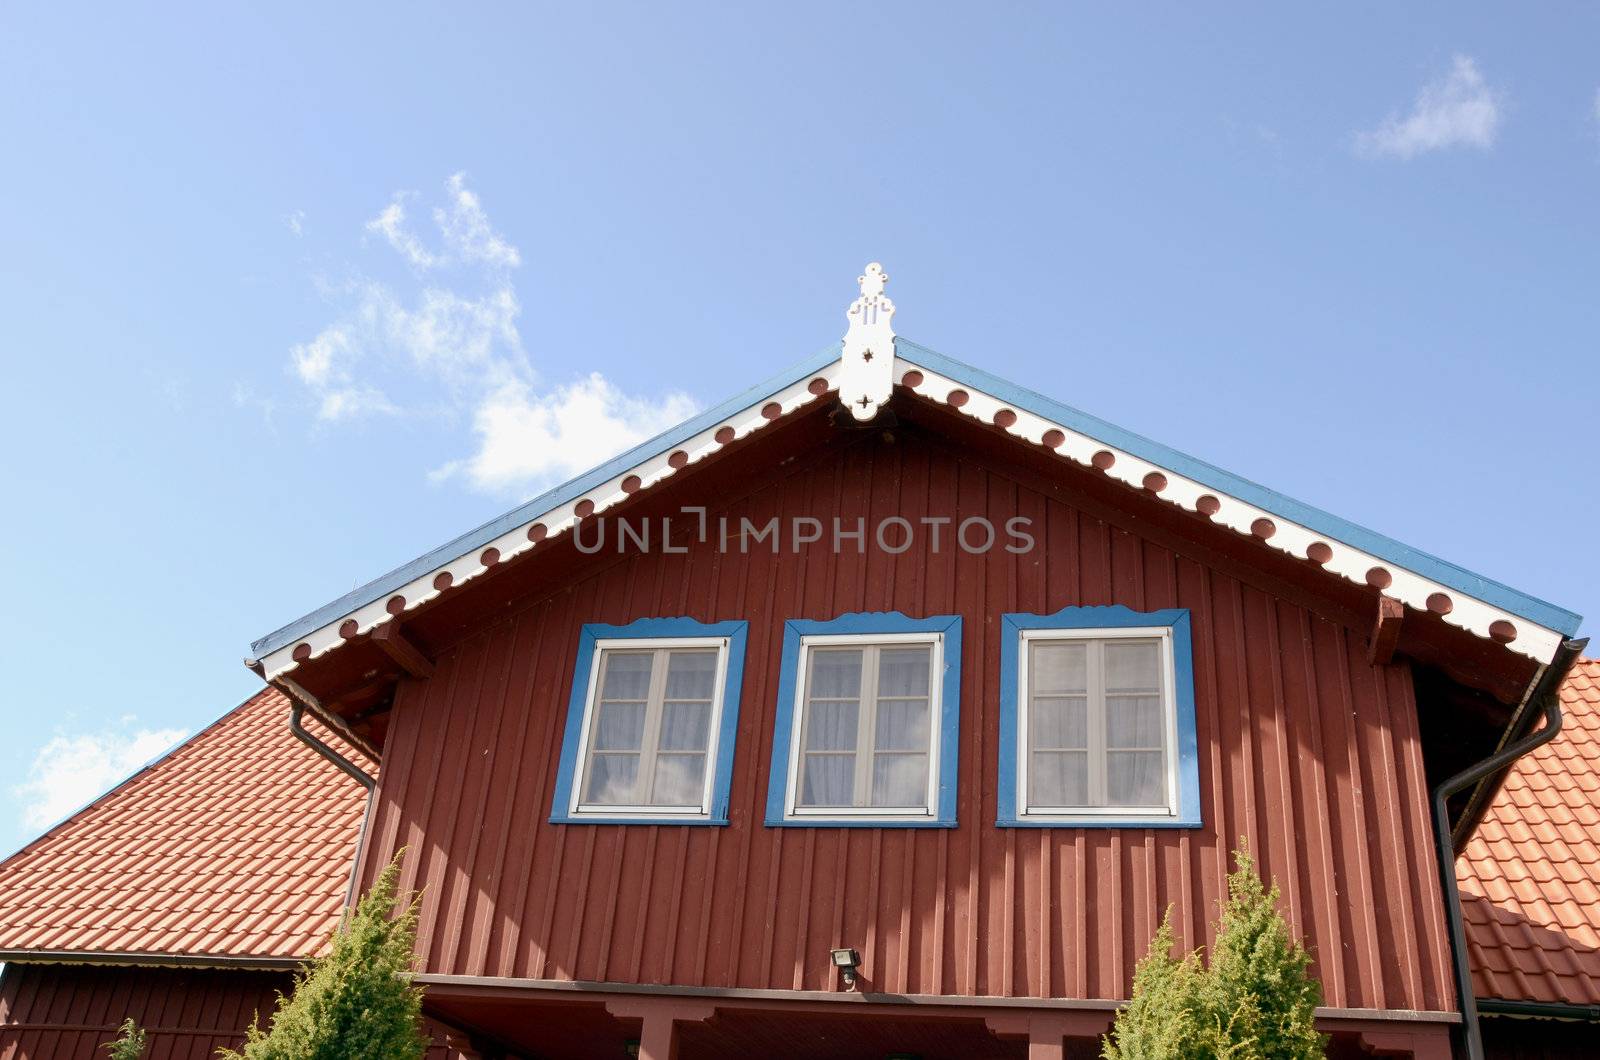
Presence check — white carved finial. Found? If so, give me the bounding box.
[840,262,896,421]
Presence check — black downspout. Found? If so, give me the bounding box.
[1431,636,1585,1060]
[289,701,377,790]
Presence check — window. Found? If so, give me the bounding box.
[998,606,1200,828]
[766,613,961,827]
[551,618,748,824]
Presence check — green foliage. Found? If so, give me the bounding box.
[103,1018,147,1060]
[219,854,427,1060]
[1104,844,1327,1060]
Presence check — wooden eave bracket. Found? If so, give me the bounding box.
[371,621,435,679]
[1369,595,1405,666]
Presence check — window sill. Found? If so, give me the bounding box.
[550,813,728,827]
[765,814,958,829]
[997,814,1202,829]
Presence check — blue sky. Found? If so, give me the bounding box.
[2,4,1597,857]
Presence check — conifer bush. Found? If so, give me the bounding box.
[219,854,427,1060]
[1104,845,1326,1060]
[103,1018,147,1060]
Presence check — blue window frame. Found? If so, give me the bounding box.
[551,617,748,825]
[998,606,1200,828]
[765,612,962,828]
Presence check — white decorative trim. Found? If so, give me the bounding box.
[894,358,1564,664]
[259,365,841,680]
[259,336,1565,680]
[838,262,896,421]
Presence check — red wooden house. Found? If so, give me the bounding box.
[1,265,1591,1058]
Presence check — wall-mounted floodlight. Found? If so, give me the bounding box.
[830,947,862,987]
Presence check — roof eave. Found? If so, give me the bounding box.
[248,335,1579,684]
[248,341,843,666]
[0,948,308,971]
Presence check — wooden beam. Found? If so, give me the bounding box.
[985,1012,1112,1057]
[605,1000,715,1060]
[371,622,434,679]
[1369,596,1405,666]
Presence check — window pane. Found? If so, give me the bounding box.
[665,650,718,700]
[800,754,854,806]
[1107,695,1163,749]
[660,701,711,751]
[1105,640,1161,692]
[600,651,654,701]
[651,753,707,805]
[592,702,645,751]
[809,649,863,699]
[874,698,930,752]
[1030,750,1088,806]
[871,753,928,807]
[583,754,639,804]
[1031,695,1087,749]
[1107,751,1165,806]
[1031,642,1087,694]
[877,647,930,697]
[804,700,858,751]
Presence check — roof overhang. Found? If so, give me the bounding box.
[0,948,305,971]
[249,337,1577,692]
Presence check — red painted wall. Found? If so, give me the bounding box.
[0,964,477,1059]
[0,965,284,1060]
[356,423,1456,1012]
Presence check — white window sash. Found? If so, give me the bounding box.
[1017,626,1180,820]
[784,631,943,821]
[569,636,730,819]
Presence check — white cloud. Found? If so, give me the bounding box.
[364,173,522,272]
[435,173,522,270]
[289,320,399,421]
[366,197,438,269]
[1356,55,1502,160]
[436,374,698,494]
[15,726,187,831]
[285,210,305,237]
[291,174,697,494]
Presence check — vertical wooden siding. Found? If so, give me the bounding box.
[0,965,285,1060]
[357,428,1456,1012]
[0,965,476,1060]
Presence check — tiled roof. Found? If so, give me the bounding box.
[0,687,370,962]
[1458,658,1600,1005]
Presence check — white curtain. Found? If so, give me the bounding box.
[1028,638,1166,808]
[583,648,718,807]
[801,648,862,806]
[651,650,716,804]
[800,644,932,809]
[1030,641,1088,806]
[1104,640,1164,806]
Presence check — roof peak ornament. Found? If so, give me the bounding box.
[840,261,896,421]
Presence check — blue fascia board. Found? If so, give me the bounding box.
[250,343,843,659]
[897,338,1582,636]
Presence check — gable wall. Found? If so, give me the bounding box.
[354,425,1456,1010]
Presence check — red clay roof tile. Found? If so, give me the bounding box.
[1458,658,1600,1006]
[0,687,370,961]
